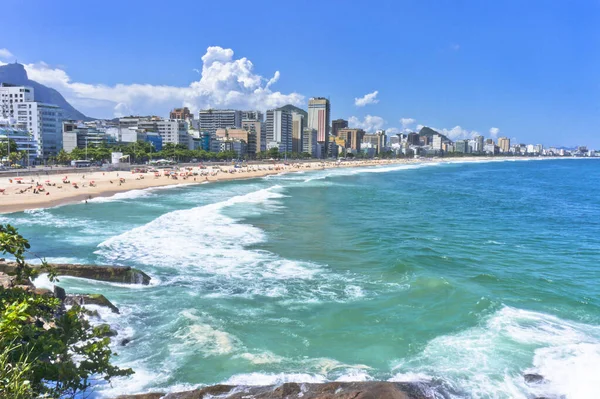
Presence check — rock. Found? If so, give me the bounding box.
[120,338,131,346]
[65,294,120,314]
[54,285,67,300]
[116,394,165,399]
[0,260,151,285]
[524,374,545,384]
[116,382,434,399]
[0,272,15,288]
[33,287,53,296]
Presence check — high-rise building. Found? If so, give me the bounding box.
[242,110,263,122]
[198,109,242,134]
[138,119,189,147]
[407,132,420,145]
[265,109,292,153]
[455,139,470,153]
[241,120,262,154]
[498,137,510,153]
[302,127,317,156]
[0,84,34,118]
[331,119,348,136]
[432,134,443,151]
[170,107,193,120]
[362,130,387,154]
[308,97,330,157]
[1,85,64,159]
[292,112,305,153]
[475,135,484,153]
[338,128,365,152]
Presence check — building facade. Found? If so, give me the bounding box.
[498,137,510,153]
[216,127,256,155]
[308,97,330,157]
[242,119,262,154]
[331,119,348,136]
[266,109,292,153]
[338,128,365,152]
[170,107,193,120]
[302,127,318,156]
[198,109,242,134]
[292,112,305,153]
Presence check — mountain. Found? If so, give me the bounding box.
[0,62,90,121]
[277,104,308,119]
[418,126,450,142]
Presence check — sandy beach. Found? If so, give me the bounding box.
[0,158,423,214]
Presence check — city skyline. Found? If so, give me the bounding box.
[1,0,599,148]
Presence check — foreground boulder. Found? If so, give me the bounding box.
[0,259,151,285]
[115,381,435,399]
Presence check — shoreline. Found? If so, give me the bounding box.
[0,156,563,214]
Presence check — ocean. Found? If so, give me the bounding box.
[2,158,599,399]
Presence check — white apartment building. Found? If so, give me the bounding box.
[266,109,292,153]
[2,85,64,159]
[198,109,242,134]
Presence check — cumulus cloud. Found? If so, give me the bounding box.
[400,118,416,128]
[348,115,386,133]
[0,48,13,60]
[1,46,304,118]
[433,126,480,140]
[354,90,379,107]
[489,127,500,138]
[386,127,400,134]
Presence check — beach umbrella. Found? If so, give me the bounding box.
[45,180,50,183]
[14,177,23,181]
[72,182,77,186]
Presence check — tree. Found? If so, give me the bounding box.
[56,149,71,165]
[0,139,18,160]
[0,225,133,397]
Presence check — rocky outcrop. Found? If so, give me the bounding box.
[65,294,120,314]
[115,381,436,399]
[0,260,151,285]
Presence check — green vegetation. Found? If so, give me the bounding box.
[0,224,133,397]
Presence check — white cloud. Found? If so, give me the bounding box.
[434,126,479,140]
[386,127,401,134]
[489,127,500,138]
[0,48,13,60]
[400,118,416,128]
[4,46,304,118]
[354,90,379,107]
[348,115,386,133]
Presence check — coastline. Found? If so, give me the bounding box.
[0,156,556,214]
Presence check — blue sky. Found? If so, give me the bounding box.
[1,0,599,147]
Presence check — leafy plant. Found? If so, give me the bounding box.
[0,224,133,397]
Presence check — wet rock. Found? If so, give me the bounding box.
[116,394,164,399]
[0,260,151,285]
[54,285,66,300]
[524,374,545,384]
[120,338,131,346]
[65,294,120,314]
[117,381,434,399]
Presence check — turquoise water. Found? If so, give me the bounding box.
[2,159,600,398]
